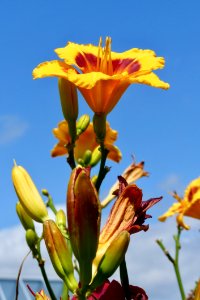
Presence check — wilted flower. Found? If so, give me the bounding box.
[51,120,121,164]
[101,161,149,207]
[72,280,148,300]
[33,37,169,116]
[93,176,161,274]
[158,177,200,229]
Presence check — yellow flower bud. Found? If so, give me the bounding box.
[16,202,35,231]
[43,220,78,293]
[90,231,130,290]
[12,164,49,223]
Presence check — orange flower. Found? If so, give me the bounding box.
[51,120,122,164]
[33,37,169,115]
[159,177,200,229]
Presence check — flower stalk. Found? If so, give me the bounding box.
[156,226,186,300]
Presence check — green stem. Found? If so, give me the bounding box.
[120,258,131,300]
[46,195,57,215]
[67,143,76,169]
[173,226,186,300]
[156,226,186,300]
[39,261,57,300]
[95,142,109,192]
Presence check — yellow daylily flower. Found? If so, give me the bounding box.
[33,37,169,115]
[159,177,200,229]
[51,120,122,164]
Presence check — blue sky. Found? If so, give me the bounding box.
[0,1,200,298]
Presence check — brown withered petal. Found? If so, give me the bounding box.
[94,176,161,270]
[101,161,149,208]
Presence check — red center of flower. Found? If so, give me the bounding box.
[75,37,141,76]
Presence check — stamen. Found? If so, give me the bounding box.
[97,37,102,71]
[99,37,113,74]
[107,37,113,75]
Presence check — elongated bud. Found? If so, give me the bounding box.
[59,78,78,143]
[58,78,78,122]
[16,202,35,231]
[76,114,90,136]
[12,164,49,223]
[90,231,130,290]
[26,229,38,252]
[56,209,67,229]
[93,113,106,143]
[90,146,101,167]
[67,167,101,287]
[43,220,78,293]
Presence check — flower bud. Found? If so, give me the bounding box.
[90,146,101,167]
[12,164,49,223]
[16,202,35,231]
[76,114,90,136]
[26,229,39,252]
[58,78,78,123]
[90,231,130,290]
[67,167,101,287]
[56,209,67,229]
[83,150,92,165]
[43,220,78,293]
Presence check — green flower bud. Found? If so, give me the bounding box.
[67,167,101,287]
[90,231,130,290]
[58,78,78,122]
[12,163,49,223]
[43,220,78,293]
[26,229,38,252]
[16,202,35,231]
[76,114,90,136]
[58,78,78,143]
[56,209,67,228]
[90,147,101,167]
[41,189,49,197]
[83,150,92,166]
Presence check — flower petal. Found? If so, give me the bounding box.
[176,213,190,230]
[129,72,170,89]
[158,202,181,222]
[106,145,122,163]
[55,42,99,72]
[33,60,76,80]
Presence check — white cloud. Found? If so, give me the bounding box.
[0,115,28,145]
[0,207,199,300]
[158,174,183,193]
